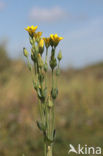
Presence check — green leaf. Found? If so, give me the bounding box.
[36,121,46,132]
[37,88,42,98]
[53,129,56,139]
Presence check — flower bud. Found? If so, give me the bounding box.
[57,50,62,61]
[31,47,38,62]
[44,62,48,72]
[23,48,28,57]
[51,88,58,99]
[38,54,44,68]
[29,37,34,45]
[39,39,44,54]
[48,99,54,108]
[49,58,57,70]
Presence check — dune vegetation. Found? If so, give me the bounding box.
[0,45,103,156]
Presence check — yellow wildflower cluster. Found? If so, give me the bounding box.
[25,25,63,48]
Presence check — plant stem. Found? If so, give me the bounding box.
[44,142,47,156]
[52,70,55,138]
[47,145,52,156]
[52,70,54,88]
[45,48,48,87]
[44,143,52,156]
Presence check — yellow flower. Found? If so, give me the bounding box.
[43,37,50,48]
[34,32,42,39]
[39,39,44,48]
[25,25,38,35]
[34,32,42,42]
[50,34,63,47]
[39,39,44,54]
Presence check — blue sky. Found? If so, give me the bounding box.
[0,0,103,68]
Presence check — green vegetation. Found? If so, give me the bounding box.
[0,45,103,156]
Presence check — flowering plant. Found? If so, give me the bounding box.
[23,25,63,156]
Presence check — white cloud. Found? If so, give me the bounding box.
[29,6,88,23]
[0,1,5,11]
[29,6,67,22]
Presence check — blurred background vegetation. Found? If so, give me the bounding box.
[0,43,103,156]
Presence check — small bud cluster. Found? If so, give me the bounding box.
[23,25,63,153]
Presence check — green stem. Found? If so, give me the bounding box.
[34,62,37,75]
[52,70,55,139]
[52,70,54,89]
[38,100,41,118]
[46,102,49,137]
[46,48,48,58]
[44,143,53,156]
[47,144,52,156]
[44,142,47,156]
[49,108,51,138]
[52,104,54,139]
[45,48,48,87]
[56,61,60,87]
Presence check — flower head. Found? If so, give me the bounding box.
[39,39,44,48]
[34,32,42,41]
[43,37,50,48]
[50,34,63,47]
[25,25,38,35]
